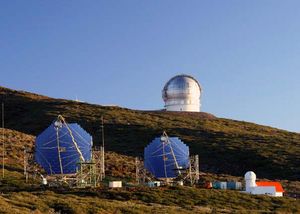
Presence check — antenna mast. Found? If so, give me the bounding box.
[2,103,4,178]
[101,116,105,179]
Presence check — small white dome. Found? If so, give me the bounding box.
[245,171,256,180]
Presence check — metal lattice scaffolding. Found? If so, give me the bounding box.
[24,146,44,183]
[135,157,151,184]
[24,145,104,188]
[135,155,199,186]
[188,155,200,185]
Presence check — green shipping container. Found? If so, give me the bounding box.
[212,181,227,189]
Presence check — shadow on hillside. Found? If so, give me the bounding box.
[5,165,24,173]
[3,99,68,135]
[170,127,299,180]
[1,91,299,181]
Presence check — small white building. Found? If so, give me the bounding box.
[109,181,122,188]
[148,181,161,187]
[177,180,184,186]
[244,171,284,197]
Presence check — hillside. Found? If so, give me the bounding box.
[1,127,299,195]
[0,128,299,213]
[1,86,299,181]
[0,86,300,213]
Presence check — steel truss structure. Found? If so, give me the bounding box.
[135,154,199,186]
[24,146,43,183]
[24,146,105,188]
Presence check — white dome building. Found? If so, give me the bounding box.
[244,171,284,197]
[162,74,202,112]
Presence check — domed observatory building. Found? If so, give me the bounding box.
[162,74,202,112]
[244,171,284,197]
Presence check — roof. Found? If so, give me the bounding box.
[256,182,284,192]
[163,74,202,92]
[245,171,256,180]
[162,74,202,101]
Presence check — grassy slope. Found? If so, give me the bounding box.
[0,187,299,214]
[0,86,300,213]
[0,128,299,213]
[1,86,299,181]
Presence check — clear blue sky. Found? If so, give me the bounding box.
[1,1,300,132]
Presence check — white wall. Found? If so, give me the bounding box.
[109,181,122,188]
[251,186,276,196]
[165,102,200,112]
[245,180,256,192]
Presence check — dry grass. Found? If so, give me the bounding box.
[0,186,299,214]
[1,86,299,181]
[0,128,299,213]
[0,86,300,213]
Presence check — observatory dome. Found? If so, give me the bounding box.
[162,74,202,112]
[245,171,256,180]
